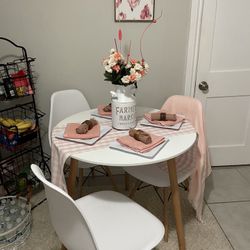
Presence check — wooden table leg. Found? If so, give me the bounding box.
[66,158,78,199]
[167,158,186,250]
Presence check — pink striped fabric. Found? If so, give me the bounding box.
[51,118,196,191]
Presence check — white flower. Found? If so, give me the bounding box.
[105,65,112,73]
[134,63,143,71]
[110,48,116,54]
[103,59,109,66]
[125,62,132,69]
[108,57,116,67]
[130,68,136,74]
[121,75,130,84]
[144,62,149,72]
[144,62,149,70]
[135,72,142,81]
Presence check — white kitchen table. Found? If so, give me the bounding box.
[51,106,197,250]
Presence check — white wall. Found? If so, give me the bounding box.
[0,0,191,152]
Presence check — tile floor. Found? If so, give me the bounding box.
[205,165,250,250]
[10,165,250,250]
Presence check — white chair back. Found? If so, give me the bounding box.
[48,89,90,146]
[31,164,97,250]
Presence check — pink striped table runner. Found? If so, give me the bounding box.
[51,118,196,191]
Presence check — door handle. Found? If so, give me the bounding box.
[198,81,209,92]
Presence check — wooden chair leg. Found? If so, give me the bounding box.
[92,167,96,178]
[128,179,142,198]
[78,168,84,197]
[184,178,189,191]
[163,187,169,242]
[125,172,130,191]
[104,166,119,191]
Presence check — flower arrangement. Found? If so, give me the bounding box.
[103,12,161,88]
[103,48,149,87]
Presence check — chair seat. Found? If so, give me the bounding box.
[124,150,197,188]
[76,190,164,250]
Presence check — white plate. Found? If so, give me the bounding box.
[55,126,111,145]
[109,138,169,159]
[140,118,183,130]
[91,110,112,119]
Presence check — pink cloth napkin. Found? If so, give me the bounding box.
[63,123,100,139]
[117,133,165,153]
[98,105,112,116]
[144,112,185,126]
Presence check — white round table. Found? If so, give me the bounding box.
[54,107,196,250]
[57,107,196,167]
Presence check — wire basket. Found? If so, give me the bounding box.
[0,37,35,101]
[0,147,50,196]
[0,102,45,152]
[0,196,31,249]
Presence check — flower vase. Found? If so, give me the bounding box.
[110,85,136,130]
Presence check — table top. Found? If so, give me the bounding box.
[55,107,197,167]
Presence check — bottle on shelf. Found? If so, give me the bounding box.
[3,78,17,99]
[0,81,6,100]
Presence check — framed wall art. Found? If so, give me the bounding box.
[115,0,155,22]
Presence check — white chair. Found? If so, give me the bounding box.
[48,89,90,147]
[124,95,207,241]
[31,164,164,250]
[48,89,117,193]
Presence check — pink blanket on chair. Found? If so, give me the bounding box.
[162,95,211,221]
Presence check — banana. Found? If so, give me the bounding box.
[0,117,34,134]
[6,118,16,126]
[15,118,23,123]
[16,120,33,130]
[1,119,12,127]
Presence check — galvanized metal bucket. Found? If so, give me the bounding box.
[111,86,136,130]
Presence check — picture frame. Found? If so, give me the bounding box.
[114,0,155,22]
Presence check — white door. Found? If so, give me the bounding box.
[194,0,250,166]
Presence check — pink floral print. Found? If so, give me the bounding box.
[116,0,122,8]
[118,12,127,20]
[140,4,152,20]
[127,0,140,11]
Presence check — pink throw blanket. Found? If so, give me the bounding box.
[161,95,211,221]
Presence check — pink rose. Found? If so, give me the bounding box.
[112,65,121,73]
[130,59,137,65]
